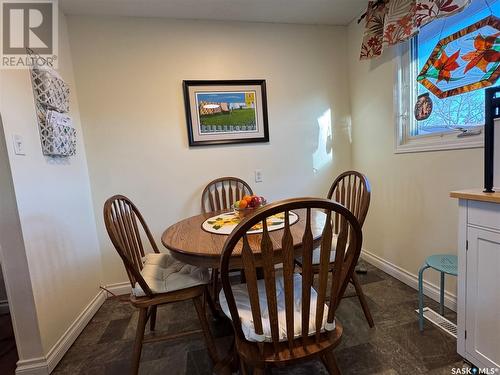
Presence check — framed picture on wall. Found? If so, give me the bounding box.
[183,80,269,146]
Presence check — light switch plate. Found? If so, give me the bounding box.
[12,134,26,155]
[255,169,263,183]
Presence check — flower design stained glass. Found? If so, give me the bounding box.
[417,15,500,98]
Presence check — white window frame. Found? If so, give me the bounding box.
[394,38,484,154]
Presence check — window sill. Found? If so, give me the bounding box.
[394,134,484,153]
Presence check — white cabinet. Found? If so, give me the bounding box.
[454,195,500,369]
[465,227,500,368]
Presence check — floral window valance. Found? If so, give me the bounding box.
[360,0,471,59]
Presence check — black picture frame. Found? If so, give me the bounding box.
[484,87,500,193]
[183,80,269,147]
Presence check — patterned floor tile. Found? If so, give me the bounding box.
[52,265,462,375]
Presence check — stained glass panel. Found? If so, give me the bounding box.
[415,0,500,135]
[418,17,500,98]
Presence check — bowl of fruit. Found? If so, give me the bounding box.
[233,195,267,218]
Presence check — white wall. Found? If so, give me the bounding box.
[0,114,45,365]
[67,16,353,285]
[0,12,102,356]
[347,20,483,297]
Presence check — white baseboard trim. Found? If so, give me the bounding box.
[0,299,9,315]
[45,290,107,372]
[361,249,457,312]
[102,282,131,297]
[15,281,134,375]
[15,357,48,375]
[15,290,107,375]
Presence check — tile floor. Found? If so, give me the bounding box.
[53,261,466,375]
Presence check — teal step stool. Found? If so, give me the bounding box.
[418,254,458,332]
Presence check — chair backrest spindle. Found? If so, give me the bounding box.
[300,208,313,340]
[281,211,295,349]
[260,219,280,351]
[328,171,371,234]
[240,236,264,339]
[315,210,333,341]
[201,177,253,213]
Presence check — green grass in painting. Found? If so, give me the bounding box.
[200,108,256,127]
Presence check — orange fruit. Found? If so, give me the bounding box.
[239,199,248,209]
[243,195,252,203]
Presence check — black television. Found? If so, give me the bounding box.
[484,86,500,193]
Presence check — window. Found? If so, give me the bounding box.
[395,0,500,153]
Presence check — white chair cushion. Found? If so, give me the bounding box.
[132,253,210,297]
[312,235,339,265]
[219,272,334,343]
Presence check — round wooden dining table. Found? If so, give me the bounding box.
[161,208,326,269]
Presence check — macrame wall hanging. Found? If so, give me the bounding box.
[29,51,76,157]
[417,15,500,98]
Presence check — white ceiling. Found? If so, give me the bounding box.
[60,0,367,26]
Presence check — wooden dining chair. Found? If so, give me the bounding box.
[296,171,373,327]
[201,177,253,300]
[103,195,219,374]
[219,197,363,374]
[201,176,253,213]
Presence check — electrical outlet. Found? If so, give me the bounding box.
[12,134,25,155]
[255,169,263,183]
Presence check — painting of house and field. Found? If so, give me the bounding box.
[196,91,257,133]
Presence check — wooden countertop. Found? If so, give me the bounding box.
[450,188,500,204]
